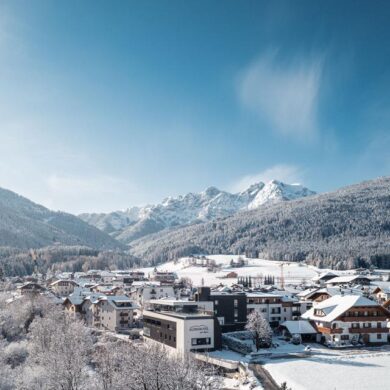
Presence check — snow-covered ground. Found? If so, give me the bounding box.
[137,255,353,287]
[263,347,390,390]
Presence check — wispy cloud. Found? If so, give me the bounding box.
[238,51,323,139]
[231,164,304,192]
[0,121,137,214]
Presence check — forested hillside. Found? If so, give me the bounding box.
[130,177,390,270]
[0,246,140,276]
[0,187,124,250]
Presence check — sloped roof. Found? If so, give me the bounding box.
[281,320,317,334]
[325,275,371,285]
[50,279,79,286]
[312,271,338,281]
[302,295,381,322]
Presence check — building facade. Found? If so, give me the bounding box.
[302,295,390,345]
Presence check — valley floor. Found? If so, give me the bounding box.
[138,254,332,287]
[210,342,390,390]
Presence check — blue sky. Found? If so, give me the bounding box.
[0,0,390,213]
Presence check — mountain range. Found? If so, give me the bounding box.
[2,176,390,271]
[79,180,315,244]
[129,177,390,270]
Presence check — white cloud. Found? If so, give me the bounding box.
[238,51,323,139]
[231,164,304,192]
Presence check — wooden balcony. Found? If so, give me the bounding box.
[349,327,389,334]
[317,326,343,334]
[341,316,387,322]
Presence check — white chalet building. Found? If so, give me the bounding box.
[302,295,390,345]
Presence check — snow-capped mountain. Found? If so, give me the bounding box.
[79,180,316,244]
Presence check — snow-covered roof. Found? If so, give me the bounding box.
[312,271,338,281]
[246,292,283,298]
[281,320,317,335]
[325,275,371,285]
[50,279,78,286]
[149,298,193,306]
[302,295,380,322]
[132,281,162,287]
[297,288,319,298]
[371,281,390,294]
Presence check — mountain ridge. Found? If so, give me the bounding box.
[79,180,316,244]
[0,186,125,250]
[128,176,390,270]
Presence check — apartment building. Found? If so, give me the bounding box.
[129,283,175,307]
[143,299,221,353]
[246,292,312,327]
[194,287,247,332]
[17,282,45,295]
[50,279,79,296]
[97,296,139,332]
[149,268,177,284]
[65,291,138,333]
[302,295,390,345]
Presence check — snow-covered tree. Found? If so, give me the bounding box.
[28,309,93,390]
[245,311,272,351]
[93,340,221,390]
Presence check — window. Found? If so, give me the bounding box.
[363,323,372,328]
[215,300,219,305]
[234,299,238,307]
[352,323,359,328]
[191,338,211,346]
[377,334,382,339]
[377,322,382,328]
[341,335,349,341]
[234,309,238,317]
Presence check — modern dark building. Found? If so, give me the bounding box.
[194,287,247,332]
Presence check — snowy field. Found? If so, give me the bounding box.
[263,348,390,390]
[137,255,353,287]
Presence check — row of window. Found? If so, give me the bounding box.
[214,299,239,307]
[344,311,381,317]
[247,298,281,304]
[159,332,176,342]
[350,322,383,329]
[337,334,383,340]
